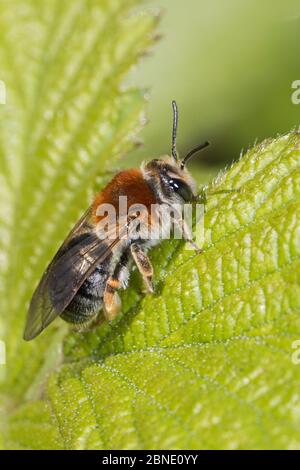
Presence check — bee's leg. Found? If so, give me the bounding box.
[103,250,130,321]
[179,219,202,253]
[103,277,122,321]
[195,187,207,205]
[130,242,154,293]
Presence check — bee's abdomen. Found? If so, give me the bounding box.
[61,265,108,324]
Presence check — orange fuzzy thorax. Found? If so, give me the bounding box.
[92,168,156,223]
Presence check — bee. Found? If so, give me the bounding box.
[23,101,209,341]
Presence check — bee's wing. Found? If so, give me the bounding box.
[23,207,130,341]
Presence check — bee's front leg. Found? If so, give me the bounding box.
[180,219,202,253]
[130,242,154,293]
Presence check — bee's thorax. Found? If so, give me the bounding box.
[92,168,158,224]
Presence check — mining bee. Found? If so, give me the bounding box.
[23,101,209,340]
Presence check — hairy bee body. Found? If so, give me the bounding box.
[23,101,209,341]
[61,262,109,324]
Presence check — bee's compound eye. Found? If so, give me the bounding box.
[168,178,194,202]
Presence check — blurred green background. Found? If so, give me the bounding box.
[127,0,300,183]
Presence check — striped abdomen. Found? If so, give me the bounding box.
[61,263,110,324]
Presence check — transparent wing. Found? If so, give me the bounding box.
[23,207,128,341]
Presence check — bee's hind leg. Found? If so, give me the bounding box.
[103,278,122,322]
[103,250,130,322]
[130,242,154,294]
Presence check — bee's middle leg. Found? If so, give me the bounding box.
[130,242,153,293]
[103,250,130,321]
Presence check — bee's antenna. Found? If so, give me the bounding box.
[181,141,210,169]
[171,100,178,161]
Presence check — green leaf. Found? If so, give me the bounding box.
[4,126,300,448]
[0,0,157,448]
[1,1,300,452]
[47,132,300,450]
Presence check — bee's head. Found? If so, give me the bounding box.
[143,157,196,204]
[143,101,210,205]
